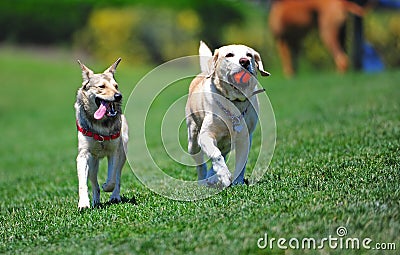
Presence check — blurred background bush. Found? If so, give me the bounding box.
[365,11,400,67]
[0,0,399,71]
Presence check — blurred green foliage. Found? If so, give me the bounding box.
[0,0,399,69]
[0,0,243,47]
[365,10,400,67]
[75,7,203,65]
[74,1,246,65]
[0,0,92,44]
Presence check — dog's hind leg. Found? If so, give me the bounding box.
[277,39,295,77]
[319,10,349,73]
[187,120,207,181]
[189,143,208,183]
[103,148,125,203]
[193,151,207,182]
[110,154,125,203]
[232,134,251,185]
[87,157,100,207]
[102,157,116,192]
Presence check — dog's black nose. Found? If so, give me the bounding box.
[239,58,250,68]
[114,93,122,102]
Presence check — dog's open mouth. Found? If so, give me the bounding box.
[233,70,252,84]
[94,98,118,120]
[232,63,256,85]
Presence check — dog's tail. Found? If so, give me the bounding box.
[341,0,365,16]
[199,41,213,74]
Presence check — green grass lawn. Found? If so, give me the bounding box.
[0,47,399,254]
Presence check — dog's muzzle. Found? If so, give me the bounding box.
[239,57,256,75]
[223,59,256,85]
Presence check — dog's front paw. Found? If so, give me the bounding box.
[212,156,232,188]
[92,188,101,207]
[102,182,115,192]
[202,172,231,188]
[216,169,232,188]
[78,197,90,210]
[109,194,121,204]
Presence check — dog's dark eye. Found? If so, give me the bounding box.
[115,84,119,89]
[225,53,234,58]
[99,85,105,89]
[246,53,253,58]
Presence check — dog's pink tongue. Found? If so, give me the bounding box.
[94,103,107,120]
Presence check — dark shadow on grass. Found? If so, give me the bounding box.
[228,178,250,187]
[100,195,137,208]
[78,195,137,212]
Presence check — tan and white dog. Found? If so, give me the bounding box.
[185,42,270,187]
[75,58,128,209]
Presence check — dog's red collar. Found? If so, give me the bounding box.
[76,120,120,141]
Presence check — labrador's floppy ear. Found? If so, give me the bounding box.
[77,60,94,86]
[199,41,213,75]
[210,48,220,76]
[104,57,122,75]
[253,51,270,77]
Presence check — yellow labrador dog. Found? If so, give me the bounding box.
[75,58,128,209]
[186,42,270,187]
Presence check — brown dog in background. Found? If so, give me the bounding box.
[269,0,364,77]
